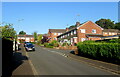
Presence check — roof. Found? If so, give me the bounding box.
[49,29,66,33]
[57,21,102,37]
[18,35,34,37]
[103,29,119,32]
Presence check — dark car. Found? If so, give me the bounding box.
[24,42,29,47]
[25,43,35,51]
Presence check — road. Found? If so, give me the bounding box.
[26,45,114,75]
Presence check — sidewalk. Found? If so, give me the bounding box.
[11,45,34,76]
[68,53,120,75]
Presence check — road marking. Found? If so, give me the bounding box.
[23,47,39,75]
[68,55,119,75]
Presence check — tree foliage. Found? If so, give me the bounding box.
[95,19,115,29]
[0,24,16,40]
[19,31,26,35]
[33,32,37,41]
[68,25,75,29]
[114,22,120,30]
[37,34,43,41]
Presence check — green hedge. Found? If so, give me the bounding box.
[44,43,53,48]
[77,42,120,63]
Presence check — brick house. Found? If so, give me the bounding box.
[101,29,120,40]
[102,29,120,36]
[48,29,66,42]
[57,21,103,45]
[17,35,34,42]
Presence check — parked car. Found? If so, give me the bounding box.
[24,42,29,47]
[25,43,35,51]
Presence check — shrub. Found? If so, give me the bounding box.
[62,42,68,46]
[77,42,120,64]
[109,39,120,43]
[50,40,59,47]
[44,43,53,48]
[30,42,35,44]
[83,40,95,43]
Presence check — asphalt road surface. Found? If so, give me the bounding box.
[26,45,114,75]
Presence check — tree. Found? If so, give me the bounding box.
[37,34,43,41]
[68,25,75,29]
[41,35,49,44]
[19,31,26,35]
[95,19,115,29]
[114,22,120,30]
[33,32,37,42]
[36,34,43,44]
[0,24,16,40]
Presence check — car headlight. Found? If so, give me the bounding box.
[32,47,35,48]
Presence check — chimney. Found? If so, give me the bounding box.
[66,28,69,32]
[76,22,80,26]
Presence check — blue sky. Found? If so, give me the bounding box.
[2,2,118,34]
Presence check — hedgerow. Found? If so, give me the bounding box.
[77,42,120,64]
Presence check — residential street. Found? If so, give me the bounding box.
[26,45,115,75]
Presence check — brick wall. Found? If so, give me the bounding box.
[77,21,102,42]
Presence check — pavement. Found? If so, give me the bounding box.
[11,44,120,76]
[11,44,34,76]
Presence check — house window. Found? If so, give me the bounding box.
[54,33,57,35]
[80,29,86,33]
[92,29,96,33]
[112,33,115,35]
[74,30,76,34]
[74,38,77,42]
[109,32,112,35]
[67,33,69,36]
[58,33,61,35]
[81,38,86,42]
[104,32,108,34]
[54,38,57,40]
[71,31,73,35]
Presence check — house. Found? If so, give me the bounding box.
[17,35,34,42]
[57,21,103,45]
[101,35,120,40]
[48,29,66,42]
[102,29,120,36]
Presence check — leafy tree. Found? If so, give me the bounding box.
[41,35,49,44]
[33,32,37,42]
[95,19,115,29]
[68,25,75,29]
[37,34,43,44]
[37,34,43,41]
[114,22,120,30]
[19,31,26,35]
[0,24,16,40]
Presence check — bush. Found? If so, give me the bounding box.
[44,43,53,48]
[77,42,120,64]
[83,40,95,43]
[30,42,35,44]
[109,39,120,43]
[62,42,68,46]
[50,40,59,47]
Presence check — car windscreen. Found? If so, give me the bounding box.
[26,44,34,47]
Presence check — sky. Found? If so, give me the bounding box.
[2,2,118,34]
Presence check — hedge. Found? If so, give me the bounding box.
[77,42,120,63]
[44,43,53,48]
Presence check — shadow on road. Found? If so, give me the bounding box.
[2,51,29,77]
[12,52,29,71]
